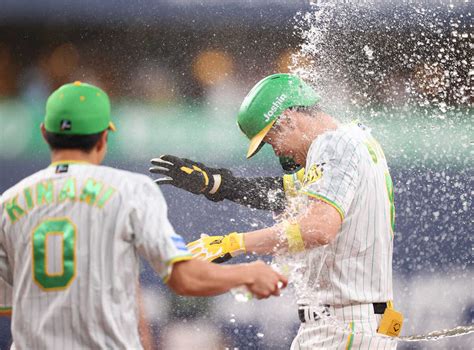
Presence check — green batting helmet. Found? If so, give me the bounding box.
[237,73,320,158]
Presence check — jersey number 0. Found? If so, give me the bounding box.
[32,217,77,291]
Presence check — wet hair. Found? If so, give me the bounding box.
[44,131,103,153]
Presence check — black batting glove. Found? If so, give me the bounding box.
[150,155,231,198]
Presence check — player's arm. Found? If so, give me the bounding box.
[149,155,304,211]
[166,259,287,299]
[242,198,342,255]
[130,179,286,299]
[187,198,341,261]
[188,140,360,262]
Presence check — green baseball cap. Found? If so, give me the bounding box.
[44,81,116,135]
[237,73,320,158]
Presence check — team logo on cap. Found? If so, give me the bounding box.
[60,119,72,131]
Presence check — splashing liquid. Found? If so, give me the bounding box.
[283,0,472,345]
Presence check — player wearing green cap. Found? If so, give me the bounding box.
[151,73,401,349]
[0,81,287,349]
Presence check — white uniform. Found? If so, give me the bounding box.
[290,122,397,349]
[0,162,191,349]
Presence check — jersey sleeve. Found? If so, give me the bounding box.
[129,178,192,282]
[0,242,13,315]
[300,133,361,220]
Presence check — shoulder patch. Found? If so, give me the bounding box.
[304,163,325,185]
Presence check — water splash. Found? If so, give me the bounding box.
[292,0,471,114]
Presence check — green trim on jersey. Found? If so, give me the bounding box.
[301,190,345,220]
[345,321,355,350]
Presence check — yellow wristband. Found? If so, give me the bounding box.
[284,221,305,253]
[228,232,246,256]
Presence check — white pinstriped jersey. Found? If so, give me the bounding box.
[298,122,394,306]
[0,162,191,349]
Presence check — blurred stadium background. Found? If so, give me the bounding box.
[0,1,472,349]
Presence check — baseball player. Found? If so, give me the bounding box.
[0,81,287,349]
[150,74,402,349]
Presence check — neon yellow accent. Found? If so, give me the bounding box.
[193,165,209,187]
[50,160,91,167]
[180,165,209,190]
[295,167,305,183]
[302,190,345,220]
[283,168,306,197]
[284,221,305,253]
[247,119,276,158]
[180,166,193,174]
[36,180,54,206]
[162,255,193,284]
[24,187,34,210]
[44,232,65,277]
[108,121,116,132]
[58,178,76,202]
[387,300,394,309]
[377,306,404,337]
[5,195,25,223]
[304,164,323,185]
[283,174,295,194]
[79,178,103,205]
[96,187,116,208]
[345,322,355,350]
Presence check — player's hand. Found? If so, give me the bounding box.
[245,261,288,299]
[187,233,245,263]
[150,155,214,195]
[150,155,233,200]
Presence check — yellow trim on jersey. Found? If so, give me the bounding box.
[301,190,345,220]
[345,321,355,350]
[162,255,193,284]
[50,160,92,167]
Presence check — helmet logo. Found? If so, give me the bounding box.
[264,94,287,122]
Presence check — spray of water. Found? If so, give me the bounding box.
[265,0,473,345]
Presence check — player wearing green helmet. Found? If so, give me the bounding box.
[151,73,400,349]
[238,73,320,158]
[150,74,316,211]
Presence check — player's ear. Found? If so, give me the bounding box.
[97,130,108,151]
[40,123,48,142]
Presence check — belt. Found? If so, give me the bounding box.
[298,303,387,323]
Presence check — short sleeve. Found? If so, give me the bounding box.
[300,133,361,220]
[129,179,192,281]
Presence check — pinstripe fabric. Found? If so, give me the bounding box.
[291,123,395,349]
[298,123,393,305]
[0,164,191,349]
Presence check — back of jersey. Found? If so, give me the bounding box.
[0,162,189,349]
